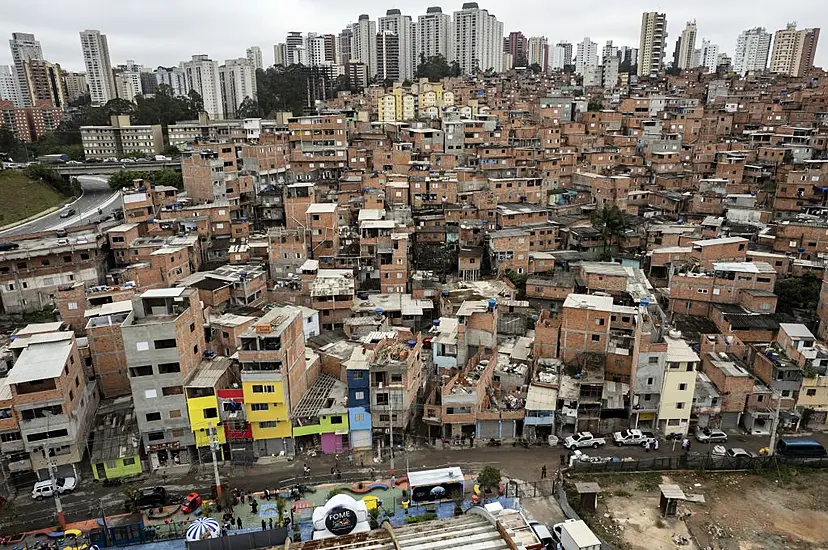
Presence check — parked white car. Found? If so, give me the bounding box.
[564,431,606,450]
[32,477,77,500]
[613,429,656,446]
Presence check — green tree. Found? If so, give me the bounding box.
[236,97,263,118]
[514,53,528,68]
[107,169,183,191]
[163,144,181,156]
[415,54,453,81]
[590,204,627,260]
[256,64,313,116]
[587,101,603,111]
[528,63,542,74]
[477,466,502,494]
[665,66,682,76]
[450,61,461,77]
[775,273,821,311]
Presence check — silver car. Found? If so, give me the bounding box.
[695,428,728,443]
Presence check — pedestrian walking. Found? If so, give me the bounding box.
[251,499,258,514]
[681,438,689,452]
[348,454,354,467]
[263,488,269,500]
[644,440,651,452]
[331,466,336,480]
[654,439,659,451]
[269,517,274,530]
[336,467,342,480]
[391,474,396,487]
[541,465,547,479]
[261,520,267,531]
[560,453,566,466]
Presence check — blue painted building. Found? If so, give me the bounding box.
[346,349,373,452]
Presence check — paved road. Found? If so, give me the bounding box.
[6,428,824,533]
[0,175,121,237]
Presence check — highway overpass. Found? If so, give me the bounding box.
[55,160,181,176]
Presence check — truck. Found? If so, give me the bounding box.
[554,519,601,550]
[612,429,656,446]
[564,431,606,450]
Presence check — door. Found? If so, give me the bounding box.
[96,463,106,480]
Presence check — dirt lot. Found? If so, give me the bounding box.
[567,467,828,550]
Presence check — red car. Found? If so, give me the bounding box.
[181,492,202,514]
[423,337,434,349]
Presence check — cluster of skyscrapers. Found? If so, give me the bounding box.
[0,5,821,124]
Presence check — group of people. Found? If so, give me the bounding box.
[643,438,660,452]
[220,511,243,536]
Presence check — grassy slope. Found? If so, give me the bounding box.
[0,170,69,227]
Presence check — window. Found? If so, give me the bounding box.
[376,393,389,405]
[647,377,654,385]
[379,414,390,422]
[158,362,180,374]
[169,409,182,418]
[193,345,199,354]
[595,318,605,326]
[678,383,688,391]
[162,386,183,396]
[260,421,277,428]
[330,415,343,424]
[355,391,365,400]
[190,323,195,332]
[251,403,269,411]
[145,389,157,399]
[123,457,136,466]
[668,419,680,426]
[807,389,817,396]
[145,412,161,422]
[171,428,186,437]
[252,385,276,393]
[649,357,659,364]
[676,403,685,409]
[203,408,218,418]
[354,413,364,422]
[591,335,601,342]
[129,365,153,377]
[147,431,165,442]
[154,339,176,349]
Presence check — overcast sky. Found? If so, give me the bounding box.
[1,0,825,72]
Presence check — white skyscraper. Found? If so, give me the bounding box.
[8,32,42,107]
[733,27,772,74]
[181,55,223,119]
[527,36,549,71]
[350,15,378,76]
[154,66,187,96]
[285,32,305,65]
[379,9,414,81]
[576,37,598,76]
[638,12,668,77]
[246,46,263,71]
[451,2,504,74]
[676,20,697,69]
[700,40,719,72]
[550,42,572,70]
[0,65,22,105]
[219,58,255,119]
[273,44,288,66]
[80,29,117,106]
[416,7,451,62]
[602,41,618,64]
[115,60,143,101]
[306,34,328,67]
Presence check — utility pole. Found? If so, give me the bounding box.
[388,400,395,471]
[208,423,223,497]
[41,412,65,528]
[100,498,111,546]
[767,393,783,457]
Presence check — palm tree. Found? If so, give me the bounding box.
[590,204,627,260]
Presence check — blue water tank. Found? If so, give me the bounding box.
[488,299,497,309]
[441,290,450,297]
[432,319,440,327]
[375,307,384,315]
[407,339,416,348]
[640,298,650,307]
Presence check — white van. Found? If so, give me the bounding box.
[32,477,77,500]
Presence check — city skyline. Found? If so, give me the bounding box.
[0,0,826,72]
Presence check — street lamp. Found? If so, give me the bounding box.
[207,423,223,497]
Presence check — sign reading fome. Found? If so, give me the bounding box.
[325,506,358,536]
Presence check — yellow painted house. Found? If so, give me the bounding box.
[243,379,292,441]
[184,357,234,455]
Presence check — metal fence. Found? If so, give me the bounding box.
[569,453,828,473]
